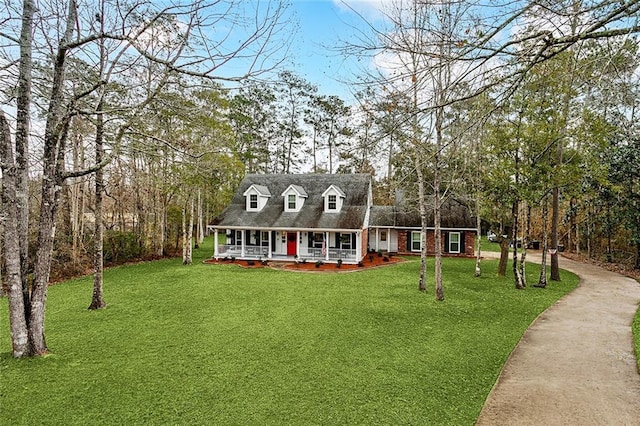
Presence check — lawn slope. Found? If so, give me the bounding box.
[1,239,577,425]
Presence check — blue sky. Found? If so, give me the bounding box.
[285,0,385,101]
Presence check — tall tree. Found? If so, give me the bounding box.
[0,0,291,358]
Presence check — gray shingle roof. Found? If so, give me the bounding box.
[370,198,475,228]
[213,174,371,230]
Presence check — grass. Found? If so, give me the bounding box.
[1,238,578,425]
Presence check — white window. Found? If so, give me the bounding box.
[411,231,422,252]
[380,231,387,242]
[236,230,243,244]
[261,231,269,247]
[322,185,345,213]
[288,194,296,210]
[249,194,258,209]
[313,233,324,248]
[449,232,461,253]
[328,194,337,210]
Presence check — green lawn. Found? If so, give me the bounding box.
[1,238,578,425]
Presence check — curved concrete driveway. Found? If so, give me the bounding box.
[476,253,640,425]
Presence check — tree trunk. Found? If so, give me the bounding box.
[196,189,204,248]
[474,200,482,277]
[416,160,428,292]
[16,0,35,316]
[433,142,444,301]
[186,197,194,265]
[89,6,107,310]
[1,111,30,358]
[550,185,561,280]
[536,196,549,288]
[497,235,509,277]
[512,200,525,289]
[518,202,530,287]
[28,0,78,355]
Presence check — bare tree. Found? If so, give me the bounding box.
[0,0,291,357]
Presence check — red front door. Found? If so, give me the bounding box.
[287,232,297,256]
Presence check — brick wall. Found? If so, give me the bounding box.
[393,229,476,256]
[361,229,368,262]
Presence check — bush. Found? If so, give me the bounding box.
[247,260,255,266]
[103,231,145,264]
[336,259,343,268]
[357,261,364,267]
[383,256,389,262]
[315,260,323,268]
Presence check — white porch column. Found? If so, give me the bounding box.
[241,231,245,257]
[325,231,330,261]
[214,229,219,258]
[387,227,391,252]
[268,231,272,259]
[356,232,362,262]
[375,228,379,252]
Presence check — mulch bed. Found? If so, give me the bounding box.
[204,253,404,272]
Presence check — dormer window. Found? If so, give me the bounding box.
[328,195,337,210]
[322,185,345,213]
[243,184,271,212]
[281,184,307,213]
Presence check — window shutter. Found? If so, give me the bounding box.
[351,233,356,249]
[271,231,276,252]
[245,230,251,245]
[460,231,465,254]
[335,233,340,248]
[444,232,450,253]
[406,231,411,251]
[308,232,313,248]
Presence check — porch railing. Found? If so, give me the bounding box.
[217,244,267,258]
[303,248,357,261]
[218,245,357,262]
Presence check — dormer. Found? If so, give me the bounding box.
[243,184,271,212]
[281,184,308,213]
[322,185,346,213]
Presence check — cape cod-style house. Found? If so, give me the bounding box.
[210,174,373,264]
[209,174,476,264]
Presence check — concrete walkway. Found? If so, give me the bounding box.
[476,253,640,425]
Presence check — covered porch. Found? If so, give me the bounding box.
[209,227,363,264]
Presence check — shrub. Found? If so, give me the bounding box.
[383,256,389,262]
[103,231,145,264]
[357,261,364,267]
[336,259,343,268]
[315,260,323,268]
[247,260,255,266]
